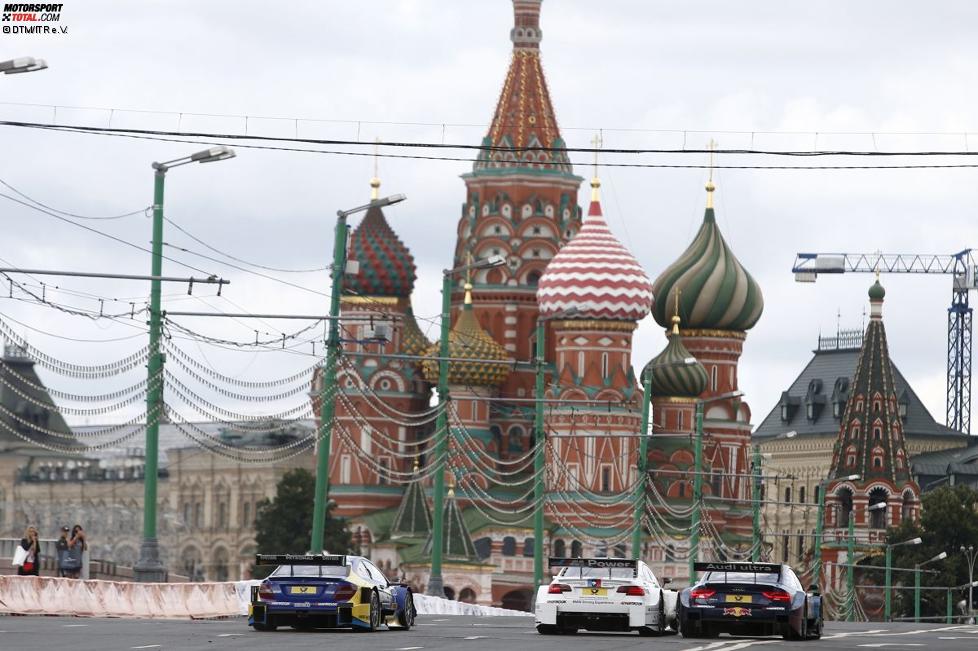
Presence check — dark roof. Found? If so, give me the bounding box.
[390,475,432,538]
[912,438,978,469]
[0,349,79,456]
[753,344,962,442]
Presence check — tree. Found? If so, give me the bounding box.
[252,468,352,578]
[885,485,978,619]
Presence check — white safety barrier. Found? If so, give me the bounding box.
[0,576,530,619]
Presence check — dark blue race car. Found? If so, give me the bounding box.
[248,553,415,632]
[678,562,822,640]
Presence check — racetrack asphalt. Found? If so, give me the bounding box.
[0,615,976,650]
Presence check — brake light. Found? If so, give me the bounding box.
[548,583,572,594]
[617,585,645,596]
[690,588,716,600]
[257,580,276,601]
[762,589,791,602]
[333,582,357,602]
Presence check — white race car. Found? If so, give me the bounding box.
[535,557,679,636]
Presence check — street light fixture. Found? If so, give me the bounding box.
[961,545,976,623]
[135,146,237,583]
[427,254,507,598]
[914,551,947,623]
[0,57,47,74]
[309,192,409,556]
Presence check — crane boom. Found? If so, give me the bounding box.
[792,249,975,434]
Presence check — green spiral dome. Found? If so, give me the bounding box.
[643,317,708,398]
[651,200,764,331]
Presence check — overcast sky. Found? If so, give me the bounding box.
[2,1,977,435]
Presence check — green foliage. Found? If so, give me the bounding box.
[251,468,352,579]
[885,485,978,619]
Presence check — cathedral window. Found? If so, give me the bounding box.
[601,353,609,377]
[341,455,352,483]
[600,466,612,492]
[873,426,882,440]
[571,540,583,558]
[799,486,806,503]
[526,270,541,286]
[851,424,861,438]
[784,487,792,504]
[493,225,501,234]
[502,536,516,556]
[553,539,566,558]
[532,226,541,235]
[856,399,864,411]
[532,248,540,257]
[873,457,882,468]
[711,366,718,391]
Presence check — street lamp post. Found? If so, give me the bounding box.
[846,509,856,622]
[427,254,505,598]
[961,545,977,623]
[632,357,696,561]
[751,445,762,562]
[310,193,407,555]
[812,473,860,591]
[0,57,48,74]
[688,390,743,584]
[533,318,545,589]
[134,146,236,583]
[875,525,922,622]
[914,551,947,623]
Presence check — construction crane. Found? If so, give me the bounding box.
[792,249,977,434]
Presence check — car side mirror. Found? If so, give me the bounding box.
[808,584,820,595]
[663,577,672,584]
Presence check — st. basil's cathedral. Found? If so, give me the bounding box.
[320,0,789,611]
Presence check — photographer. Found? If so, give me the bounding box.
[62,524,87,579]
[15,526,40,576]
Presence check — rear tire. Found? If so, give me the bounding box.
[536,624,559,635]
[638,627,656,636]
[356,591,381,632]
[658,593,667,634]
[252,619,276,632]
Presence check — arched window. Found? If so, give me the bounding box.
[571,540,583,558]
[711,366,719,391]
[874,426,882,440]
[474,537,492,560]
[869,488,888,529]
[601,353,609,378]
[785,487,792,504]
[502,536,517,556]
[901,491,915,522]
[799,486,806,504]
[553,539,566,558]
[526,270,541,286]
[523,537,534,557]
[837,487,854,526]
[508,426,524,453]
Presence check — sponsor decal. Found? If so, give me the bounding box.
[587,578,602,589]
[723,607,752,617]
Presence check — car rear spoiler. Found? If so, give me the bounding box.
[549,557,638,578]
[693,562,780,573]
[694,562,781,584]
[255,553,347,566]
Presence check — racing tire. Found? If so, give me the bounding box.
[658,593,667,635]
[638,627,657,637]
[536,624,560,635]
[806,615,823,640]
[397,592,416,630]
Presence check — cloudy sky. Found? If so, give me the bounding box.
[2,0,977,434]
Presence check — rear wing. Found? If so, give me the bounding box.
[549,558,638,578]
[255,554,347,566]
[694,562,781,583]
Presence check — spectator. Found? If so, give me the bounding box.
[62,524,87,579]
[55,526,70,577]
[16,526,40,576]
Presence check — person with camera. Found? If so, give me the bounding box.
[55,526,71,577]
[62,524,87,579]
[15,526,40,576]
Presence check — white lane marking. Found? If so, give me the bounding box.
[217,633,244,637]
[939,637,978,640]
[132,646,161,650]
[682,640,742,651]
[463,636,488,640]
[395,647,424,650]
[430,618,447,622]
[858,645,924,648]
[867,626,973,637]
[63,624,88,627]
[824,629,889,639]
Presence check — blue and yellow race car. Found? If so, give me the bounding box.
[248,554,416,632]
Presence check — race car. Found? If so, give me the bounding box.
[534,557,679,635]
[678,561,822,640]
[248,553,415,632]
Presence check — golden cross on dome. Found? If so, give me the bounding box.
[672,289,682,335]
[370,137,381,200]
[706,139,717,209]
[590,132,603,202]
[464,250,474,304]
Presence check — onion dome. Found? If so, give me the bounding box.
[643,315,708,398]
[651,180,763,331]
[399,306,430,357]
[869,278,885,301]
[537,177,653,321]
[421,284,511,386]
[345,178,417,298]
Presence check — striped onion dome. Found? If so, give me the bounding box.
[643,315,708,398]
[345,183,417,298]
[421,285,511,387]
[536,179,654,321]
[399,306,431,357]
[650,182,763,331]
